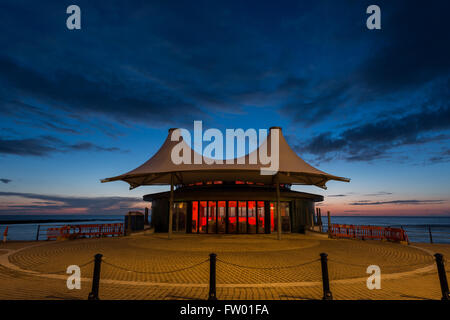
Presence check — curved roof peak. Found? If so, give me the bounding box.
[101,127,350,189]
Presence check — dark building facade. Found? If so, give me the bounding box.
[145,182,322,234]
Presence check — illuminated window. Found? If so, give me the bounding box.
[207,201,217,233]
[228,201,237,233]
[199,201,207,233]
[257,201,265,233]
[191,201,198,233]
[248,201,256,234]
[218,201,226,233]
[238,201,247,233]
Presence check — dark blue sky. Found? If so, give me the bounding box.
[0,0,449,215]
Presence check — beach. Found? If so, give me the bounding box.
[0,232,449,300]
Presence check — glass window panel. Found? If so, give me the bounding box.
[257,201,265,233]
[238,201,247,233]
[199,201,207,233]
[208,201,217,233]
[270,202,277,232]
[281,202,291,233]
[247,201,256,234]
[218,201,226,234]
[228,201,237,233]
[191,201,198,233]
[270,202,290,233]
[173,202,186,232]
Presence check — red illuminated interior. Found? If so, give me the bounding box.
[270,203,275,232]
[190,200,286,234]
[199,201,207,233]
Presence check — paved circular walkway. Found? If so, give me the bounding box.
[0,233,448,299]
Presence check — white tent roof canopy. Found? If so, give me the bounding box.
[101,127,350,189]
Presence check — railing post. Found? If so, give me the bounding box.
[320,253,333,300]
[434,253,449,300]
[428,226,433,244]
[35,225,40,241]
[208,253,217,300]
[401,227,410,244]
[327,211,331,238]
[88,253,103,300]
[3,226,8,243]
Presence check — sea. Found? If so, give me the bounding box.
[0,215,123,241]
[0,215,449,244]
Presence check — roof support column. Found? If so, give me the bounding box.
[275,174,281,240]
[168,172,174,239]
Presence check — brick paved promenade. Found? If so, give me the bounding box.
[0,232,448,300]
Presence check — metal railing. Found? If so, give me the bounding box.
[44,223,124,240]
[328,224,409,242]
[401,227,450,244]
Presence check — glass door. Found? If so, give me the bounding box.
[217,201,226,233]
[238,201,247,233]
[247,201,257,233]
[199,201,207,233]
[270,202,277,232]
[270,202,291,233]
[207,201,217,233]
[173,202,186,232]
[281,202,291,233]
[228,201,237,233]
[257,201,265,233]
[191,201,198,233]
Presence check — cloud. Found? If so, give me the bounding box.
[280,1,450,126]
[357,1,450,96]
[363,192,393,197]
[349,200,445,206]
[298,101,450,161]
[67,142,121,153]
[0,57,206,128]
[429,149,450,163]
[0,179,11,184]
[0,135,126,157]
[0,1,383,131]
[0,100,80,135]
[0,0,448,166]
[0,191,146,215]
[327,194,347,197]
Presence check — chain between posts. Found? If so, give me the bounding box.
[102,258,209,274]
[216,258,320,270]
[328,257,436,268]
[32,259,94,275]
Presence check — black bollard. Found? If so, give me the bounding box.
[88,253,103,300]
[208,253,217,300]
[434,253,449,300]
[320,253,333,300]
[35,225,40,241]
